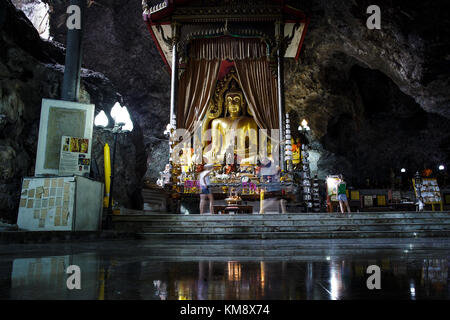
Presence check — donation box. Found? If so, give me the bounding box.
[17,176,104,231]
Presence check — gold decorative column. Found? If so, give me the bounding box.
[103,143,111,207]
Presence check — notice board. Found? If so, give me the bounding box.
[59,136,91,176]
[35,99,94,176]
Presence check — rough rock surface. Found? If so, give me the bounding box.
[3,0,450,221]
[44,0,171,182]
[1,0,144,221]
[285,0,450,185]
[42,0,449,187]
[10,0,50,39]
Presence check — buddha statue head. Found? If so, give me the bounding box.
[225,81,244,119]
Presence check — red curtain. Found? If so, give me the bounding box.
[235,58,279,129]
[177,38,278,132]
[177,59,221,133]
[189,37,268,60]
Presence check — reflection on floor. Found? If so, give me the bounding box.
[0,238,449,299]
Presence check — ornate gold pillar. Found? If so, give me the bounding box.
[168,22,180,183]
[170,22,180,129]
[276,21,286,171]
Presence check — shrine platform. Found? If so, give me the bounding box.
[112,211,450,240]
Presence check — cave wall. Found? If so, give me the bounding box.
[42,0,450,188]
[44,0,171,182]
[10,0,51,39]
[0,0,144,221]
[284,0,450,186]
[3,0,450,220]
[295,0,449,118]
[49,0,448,188]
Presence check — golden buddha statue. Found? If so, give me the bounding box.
[205,83,258,165]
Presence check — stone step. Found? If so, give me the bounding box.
[128,217,450,227]
[141,223,450,233]
[132,237,450,259]
[114,214,450,226]
[142,202,164,207]
[142,196,167,201]
[130,247,443,259]
[138,229,450,240]
[142,190,167,205]
[143,199,166,202]
[115,211,450,220]
[113,211,450,238]
[136,239,450,250]
[142,189,166,194]
[142,201,165,206]
[142,199,166,205]
[142,198,166,203]
[142,203,166,209]
[131,211,168,215]
[142,205,165,212]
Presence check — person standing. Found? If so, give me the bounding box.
[199,164,214,214]
[336,175,351,214]
[417,196,425,212]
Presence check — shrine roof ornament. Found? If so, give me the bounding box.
[143,1,307,21]
[142,0,309,69]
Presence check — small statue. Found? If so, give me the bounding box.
[157,163,172,187]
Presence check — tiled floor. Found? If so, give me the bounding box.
[0,238,448,299]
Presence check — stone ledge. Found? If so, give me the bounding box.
[139,230,450,240]
[0,230,139,244]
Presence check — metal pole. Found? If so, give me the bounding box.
[61,0,85,101]
[276,22,286,171]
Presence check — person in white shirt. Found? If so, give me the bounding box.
[199,164,214,214]
[417,197,424,212]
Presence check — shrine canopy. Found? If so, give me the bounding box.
[142,0,309,134]
[142,0,309,70]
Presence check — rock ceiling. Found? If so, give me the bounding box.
[1,0,449,219]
